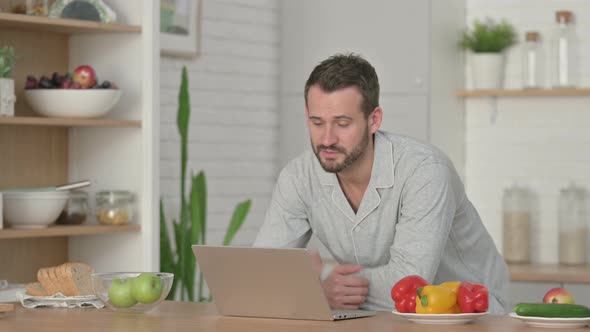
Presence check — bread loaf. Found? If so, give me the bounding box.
[27,262,95,297]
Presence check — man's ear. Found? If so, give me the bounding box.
[369,107,383,134]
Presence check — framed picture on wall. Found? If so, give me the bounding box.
[160,0,200,57]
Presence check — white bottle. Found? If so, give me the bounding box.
[551,11,579,88]
[522,31,543,89]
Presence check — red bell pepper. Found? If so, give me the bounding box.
[391,275,429,313]
[457,282,489,313]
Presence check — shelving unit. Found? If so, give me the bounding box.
[0,224,141,240]
[509,264,590,284]
[456,88,590,97]
[0,116,141,128]
[0,2,158,283]
[0,12,141,34]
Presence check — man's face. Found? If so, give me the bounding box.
[306,85,372,173]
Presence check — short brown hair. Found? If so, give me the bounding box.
[304,53,380,118]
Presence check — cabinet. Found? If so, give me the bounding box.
[279,0,466,177]
[0,1,158,283]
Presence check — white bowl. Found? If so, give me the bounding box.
[3,191,69,229]
[24,89,122,118]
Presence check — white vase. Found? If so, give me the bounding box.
[471,53,505,90]
[0,78,16,116]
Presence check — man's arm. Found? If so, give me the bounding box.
[358,162,457,309]
[253,167,312,248]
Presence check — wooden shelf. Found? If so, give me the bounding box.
[456,88,590,97]
[0,116,141,128]
[0,224,141,239]
[509,263,590,284]
[0,12,141,34]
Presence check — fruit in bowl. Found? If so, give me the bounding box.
[24,66,122,118]
[91,272,173,312]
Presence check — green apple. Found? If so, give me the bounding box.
[108,278,137,308]
[131,273,163,304]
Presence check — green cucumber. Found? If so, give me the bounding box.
[514,303,590,318]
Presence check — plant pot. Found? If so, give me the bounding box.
[471,53,505,90]
[0,78,16,116]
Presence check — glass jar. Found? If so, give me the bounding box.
[56,190,89,225]
[522,31,543,89]
[96,191,134,225]
[502,184,531,264]
[9,0,47,15]
[551,10,579,88]
[558,183,587,265]
[26,0,47,16]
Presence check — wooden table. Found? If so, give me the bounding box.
[0,301,583,331]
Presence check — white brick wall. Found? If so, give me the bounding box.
[160,0,279,247]
[465,0,590,263]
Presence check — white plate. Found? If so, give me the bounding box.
[391,311,488,324]
[509,312,590,328]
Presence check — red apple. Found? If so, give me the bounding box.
[543,287,575,304]
[72,65,97,88]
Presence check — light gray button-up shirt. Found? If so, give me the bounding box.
[254,131,509,314]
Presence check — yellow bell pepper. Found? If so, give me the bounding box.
[416,285,459,314]
[438,281,462,313]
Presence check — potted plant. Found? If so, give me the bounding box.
[460,18,517,89]
[160,67,252,301]
[0,46,16,116]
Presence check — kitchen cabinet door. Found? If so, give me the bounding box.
[281,0,429,95]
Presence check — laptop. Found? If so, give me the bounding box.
[192,245,377,321]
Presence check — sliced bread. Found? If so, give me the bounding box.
[25,282,49,297]
[37,267,60,296]
[28,262,95,296]
[65,262,95,296]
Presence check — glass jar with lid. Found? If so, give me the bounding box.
[558,183,587,265]
[551,10,579,88]
[96,191,134,225]
[522,31,544,89]
[502,184,532,264]
[56,190,89,225]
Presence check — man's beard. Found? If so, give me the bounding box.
[313,127,370,173]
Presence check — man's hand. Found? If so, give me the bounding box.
[322,265,369,310]
[309,250,369,310]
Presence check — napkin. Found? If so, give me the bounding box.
[17,291,104,309]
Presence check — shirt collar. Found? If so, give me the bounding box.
[316,131,394,188]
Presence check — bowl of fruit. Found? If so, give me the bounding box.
[91,272,173,313]
[24,65,122,118]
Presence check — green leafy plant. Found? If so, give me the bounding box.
[0,46,15,78]
[160,66,252,301]
[459,18,517,53]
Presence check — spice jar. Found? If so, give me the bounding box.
[96,191,133,225]
[502,184,532,264]
[56,190,89,225]
[558,183,587,265]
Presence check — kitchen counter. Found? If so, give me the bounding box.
[0,301,579,332]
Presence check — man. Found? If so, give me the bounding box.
[254,53,509,314]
